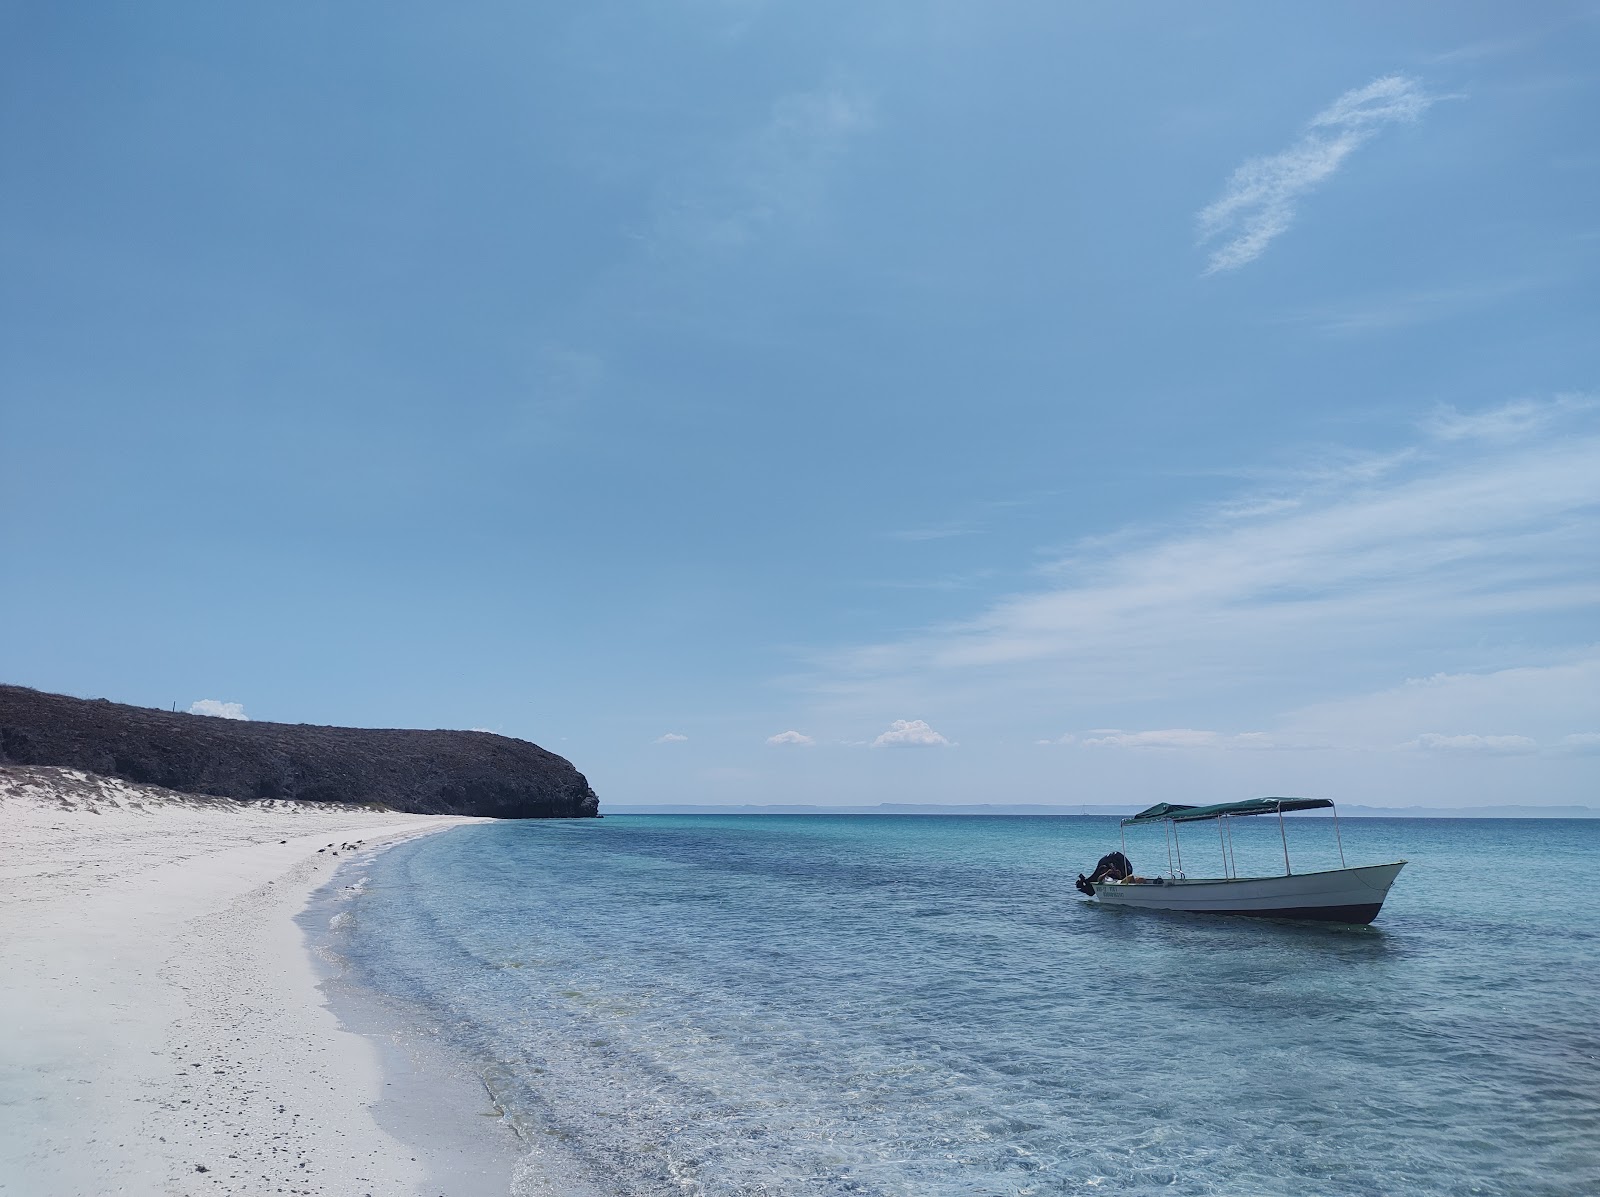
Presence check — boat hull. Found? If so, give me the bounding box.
[1089,861,1406,925]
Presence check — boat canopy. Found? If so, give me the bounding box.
[1119,802,1197,825]
[1122,797,1333,826]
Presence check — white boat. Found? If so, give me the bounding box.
[1080,797,1406,925]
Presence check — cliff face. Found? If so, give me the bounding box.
[0,685,599,819]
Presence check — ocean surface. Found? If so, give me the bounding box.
[321,815,1600,1196]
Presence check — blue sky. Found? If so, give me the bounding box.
[3,2,1597,808]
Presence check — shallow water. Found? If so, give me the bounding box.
[330,815,1600,1195]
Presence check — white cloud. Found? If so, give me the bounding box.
[1560,732,1600,754]
[1082,729,1275,750]
[189,699,248,720]
[1403,733,1539,754]
[654,732,689,744]
[871,719,950,748]
[766,730,816,746]
[1309,76,1436,131]
[1036,732,1077,746]
[1198,75,1435,273]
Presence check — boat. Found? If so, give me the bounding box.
[1078,797,1405,925]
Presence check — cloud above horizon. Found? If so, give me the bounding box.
[1403,732,1539,754]
[654,732,689,744]
[189,699,247,720]
[1280,657,1600,755]
[818,397,1600,748]
[1082,728,1276,750]
[1198,75,1436,273]
[871,719,950,748]
[766,730,816,746]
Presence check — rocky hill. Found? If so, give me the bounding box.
[0,685,599,819]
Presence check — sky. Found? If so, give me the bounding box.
[3,2,1597,809]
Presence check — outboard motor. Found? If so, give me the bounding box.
[1076,851,1132,896]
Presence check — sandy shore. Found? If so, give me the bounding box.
[0,767,513,1196]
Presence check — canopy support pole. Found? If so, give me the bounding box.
[1225,816,1237,878]
[1218,819,1229,878]
[1173,823,1184,877]
[1332,802,1346,867]
[1165,823,1175,878]
[1278,804,1291,876]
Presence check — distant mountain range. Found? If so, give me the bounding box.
[604,800,1598,819]
[0,684,598,819]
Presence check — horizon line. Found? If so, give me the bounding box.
[601,801,1598,819]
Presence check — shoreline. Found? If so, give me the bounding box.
[0,768,515,1196]
[307,830,615,1197]
[303,843,530,1197]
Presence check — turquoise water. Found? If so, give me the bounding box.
[330,815,1600,1195]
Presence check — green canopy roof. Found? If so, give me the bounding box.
[1122,797,1333,826]
[1120,802,1197,825]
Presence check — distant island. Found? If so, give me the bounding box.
[0,684,598,819]
[604,800,1599,819]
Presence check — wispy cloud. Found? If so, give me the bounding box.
[1282,657,1600,754]
[1424,21,1563,65]
[884,492,1059,549]
[766,730,816,746]
[860,569,997,593]
[1423,393,1595,443]
[698,0,772,44]
[654,732,689,744]
[1403,732,1539,754]
[1186,448,1419,527]
[1082,729,1275,750]
[190,699,248,720]
[818,396,1600,723]
[530,342,605,406]
[1295,276,1545,336]
[654,82,873,251]
[871,719,950,748]
[888,523,978,542]
[1198,76,1436,273]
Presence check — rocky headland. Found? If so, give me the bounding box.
[0,684,598,818]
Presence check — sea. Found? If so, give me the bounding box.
[314,814,1600,1196]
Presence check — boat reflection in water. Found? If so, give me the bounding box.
[1078,798,1406,925]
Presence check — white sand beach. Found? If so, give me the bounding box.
[0,767,510,1196]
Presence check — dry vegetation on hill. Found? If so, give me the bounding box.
[0,685,598,818]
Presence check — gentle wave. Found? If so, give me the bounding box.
[331,814,1600,1196]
